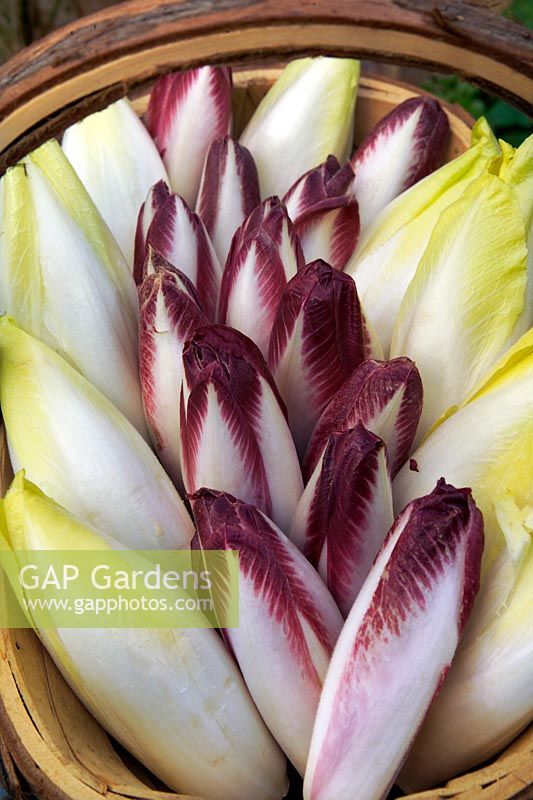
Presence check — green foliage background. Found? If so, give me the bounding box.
[422,0,532,145]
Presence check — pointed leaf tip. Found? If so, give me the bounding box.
[139,262,207,491]
[140,247,202,306]
[269,260,374,457]
[133,180,171,284]
[139,190,222,320]
[219,197,304,356]
[291,422,394,615]
[351,95,450,229]
[196,135,261,266]
[240,57,360,198]
[62,98,169,269]
[283,157,359,269]
[304,357,423,480]
[182,323,282,402]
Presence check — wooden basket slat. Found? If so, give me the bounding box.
[0,627,200,800]
[400,726,533,799]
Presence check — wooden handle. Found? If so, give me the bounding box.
[0,0,531,170]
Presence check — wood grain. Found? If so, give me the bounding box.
[0,0,531,172]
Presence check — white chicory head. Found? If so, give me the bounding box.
[0,140,146,434]
[0,317,194,550]
[1,474,288,800]
[240,57,360,198]
[62,99,169,268]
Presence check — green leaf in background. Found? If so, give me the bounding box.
[423,0,532,147]
[506,0,533,29]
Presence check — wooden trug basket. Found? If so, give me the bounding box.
[0,2,532,799]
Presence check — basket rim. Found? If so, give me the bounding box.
[0,0,530,170]
[0,68,475,176]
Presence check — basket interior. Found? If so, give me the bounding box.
[1,67,530,800]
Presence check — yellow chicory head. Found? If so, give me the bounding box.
[0,139,145,432]
[0,317,193,551]
[394,328,533,568]
[391,171,528,440]
[0,472,287,800]
[345,117,501,353]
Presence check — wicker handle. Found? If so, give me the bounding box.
[0,0,531,170]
